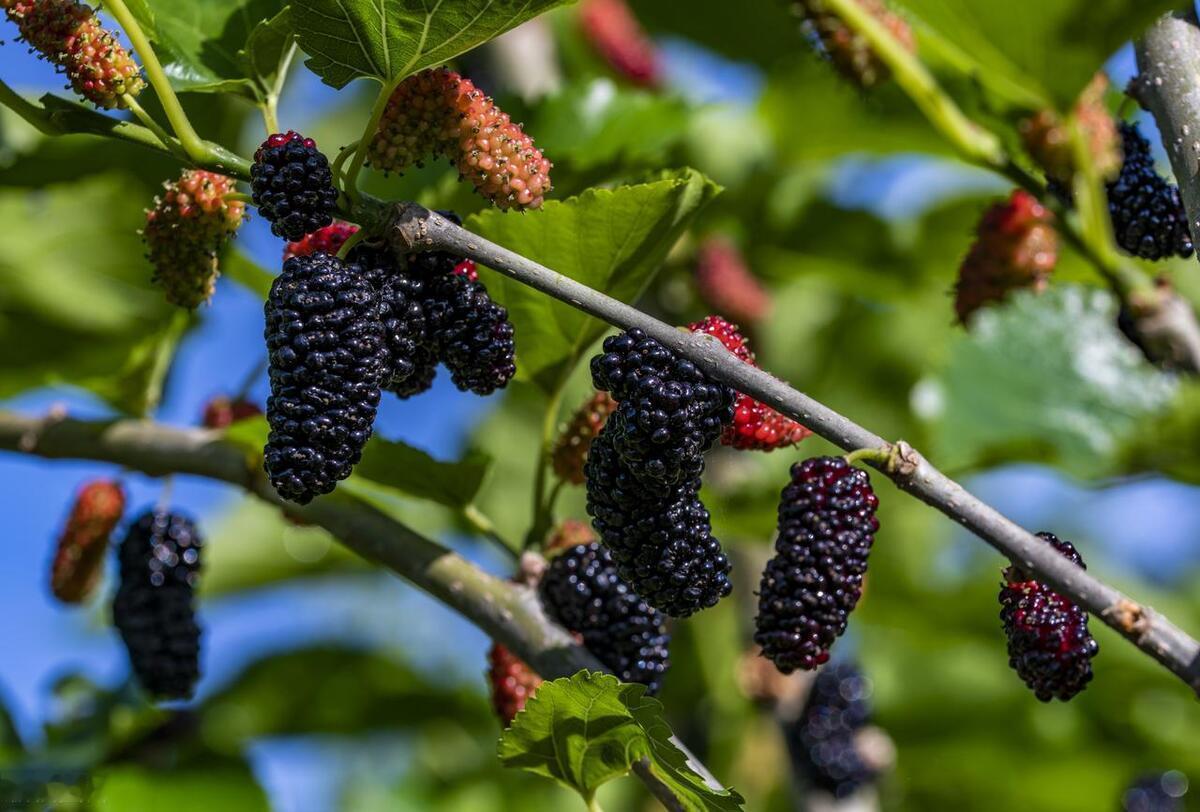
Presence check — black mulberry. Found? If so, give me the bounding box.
[539,540,671,694]
[998,532,1098,701]
[411,250,517,396]
[112,510,203,700]
[264,252,389,503]
[755,456,879,673]
[784,661,879,798]
[585,431,733,617]
[1107,123,1194,261]
[251,131,339,241]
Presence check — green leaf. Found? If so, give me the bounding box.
[343,435,493,510]
[499,671,743,811]
[91,764,269,812]
[926,286,1177,475]
[223,248,276,299]
[290,0,575,89]
[1116,382,1200,485]
[466,168,720,394]
[79,309,191,416]
[129,0,288,97]
[892,0,1180,106]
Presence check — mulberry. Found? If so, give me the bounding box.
[283,221,360,261]
[551,390,618,485]
[49,479,125,604]
[487,643,542,726]
[411,250,516,396]
[578,0,662,87]
[999,532,1099,702]
[755,456,879,673]
[143,170,245,309]
[368,68,552,210]
[1122,773,1188,812]
[694,238,771,326]
[585,431,733,617]
[591,328,734,487]
[539,540,671,694]
[1020,74,1120,182]
[792,0,914,88]
[2,0,144,108]
[250,131,338,241]
[954,189,1057,324]
[784,661,879,798]
[689,316,810,451]
[112,510,203,700]
[263,252,389,504]
[201,395,262,429]
[1107,123,1194,261]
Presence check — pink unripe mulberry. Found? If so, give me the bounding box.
[694,238,771,326]
[578,0,661,88]
[143,170,245,309]
[368,68,552,211]
[50,478,125,603]
[2,0,144,108]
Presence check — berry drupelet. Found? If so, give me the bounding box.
[112,510,203,700]
[539,540,672,694]
[755,456,879,673]
[251,131,339,241]
[50,479,125,604]
[1107,123,1194,261]
[784,661,879,798]
[263,252,389,503]
[998,532,1099,701]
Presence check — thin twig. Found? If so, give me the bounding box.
[387,203,1200,695]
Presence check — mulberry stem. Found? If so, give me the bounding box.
[344,79,399,201]
[124,94,184,158]
[525,386,566,550]
[101,0,206,163]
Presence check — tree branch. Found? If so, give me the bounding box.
[388,203,1200,696]
[0,412,723,801]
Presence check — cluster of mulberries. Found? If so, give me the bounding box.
[551,390,618,485]
[690,316,811,451]
[578,0,662,87]
[1107,123,1194,261]
[585,329,734,617]
[112,510,203,700]
[263,252,389,504]
[1020,74,1120,182]
[283,221,360,261]
[693,238,771,327]
[954,189,1057,324]
[998,532,1099,702]
[2,0,144,108]
[487,643,542,726]
[250,131,339,241]
[784,661,879,798]
[539,540,672,693]
[143,170,246,309]
[1122,773,1189,812]
[755,456,879,673]
[792,0,914,88]
[368,68,552,210]
[49,479,125,604]
[201,395,262,429]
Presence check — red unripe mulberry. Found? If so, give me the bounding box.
[1019,74,1120,182]
[689,316,811,452]
[50,479,125,604]
[143,170,245,309]
[954,189,1057,324]
[487,643,542,726]
[793,0,914,89]
[3,0,144,108]
[694,238,771,326]
[202,395,263,429]
[368,68,552,210]
[578,0,662,88]
[283,221,360,261]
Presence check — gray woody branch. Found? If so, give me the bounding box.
[388,203,1200,695]
[0,412,718,808]
[1130,9,1200,371]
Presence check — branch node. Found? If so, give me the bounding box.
[386,201,435,253]
[518,551,548,588]
[1104,599,1150,639]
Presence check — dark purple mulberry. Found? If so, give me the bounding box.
[999,532,1099,701]
[755,456,879,673]
[539,540,671,694]
[112,510,203,700]
[250,131,339,241]
[263,252,389,503]
[784,661,879,798]
[1107,123,1194,261]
